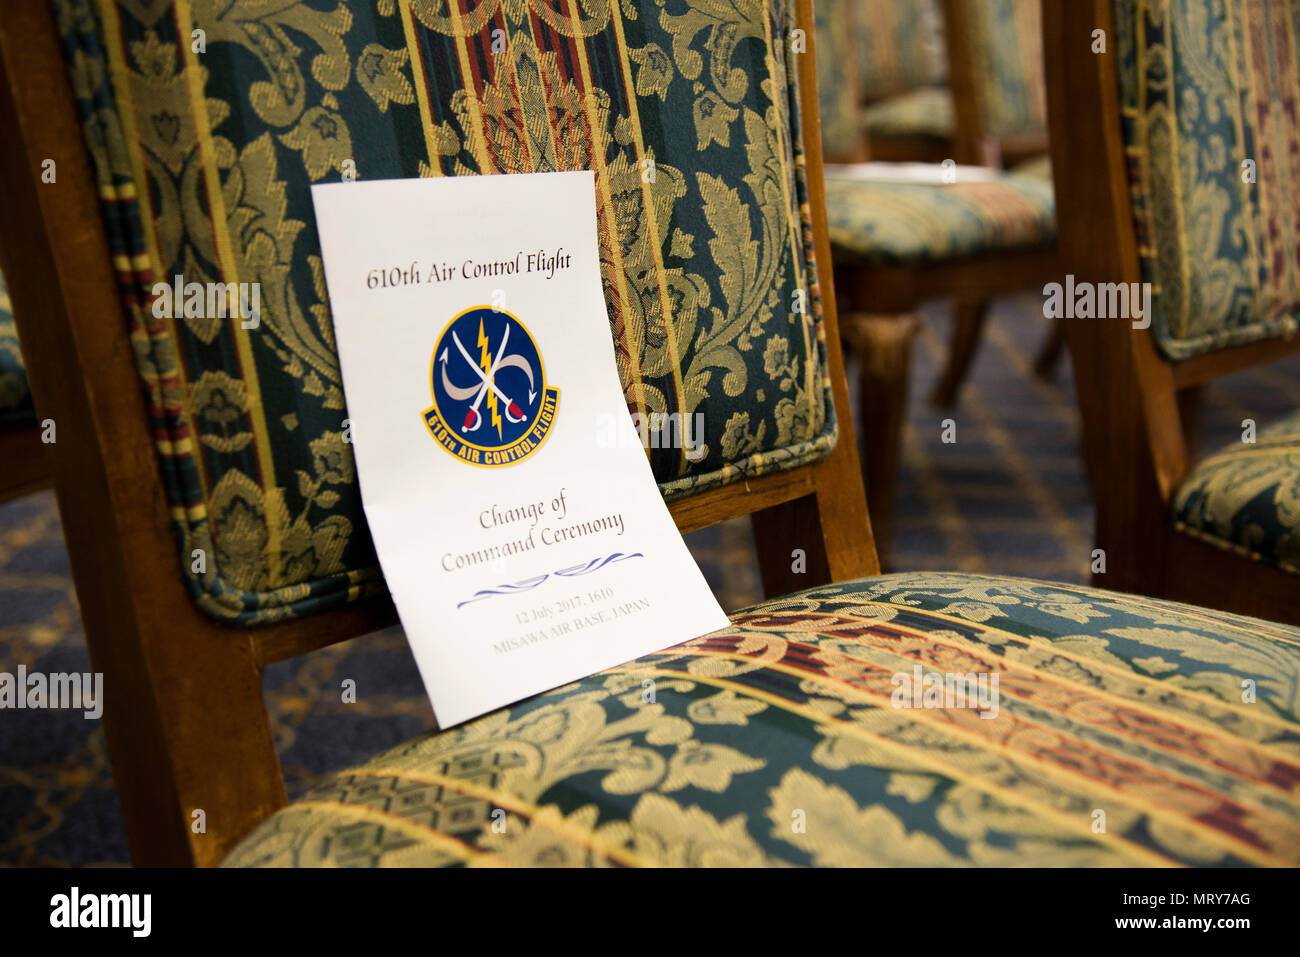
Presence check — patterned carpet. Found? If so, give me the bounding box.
[3,294,1298,866]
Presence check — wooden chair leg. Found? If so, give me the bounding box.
[929,299,991,408]
[844,313,918,554]
[1033,315,1068,380]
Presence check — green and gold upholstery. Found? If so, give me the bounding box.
[225,572,1300,867]
[856,0,948,101]
[862,87,955,142]
[0,271,34,428]
[1115,0,1300,359]
[1010,152,1052,182]
[814,0,863,160]
[855,0,954,152]
[1173,410,1300,577]
[55,0,836,625]
[814,0,953,156]
[965,0,1046,142]
[823,168,1055,267]
[1112,0,1300,582]
[44,1,1300,870]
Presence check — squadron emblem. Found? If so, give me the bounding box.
[423,306,559,467]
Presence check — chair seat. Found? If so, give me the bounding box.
[1172,409,1300,575]
[863,87,954,141]
[224,572,1300,867]
[1010,153,1053,182]
[0,273,34,428]
[824,169,1056,267]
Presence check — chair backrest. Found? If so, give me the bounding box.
[814,0,866,162]
[1045,0,1300,594]
[854,0,948,102]
[0,0,875,865]
[945,0,1047,164]
[1113,0,1300,360]
[49,0,867,627]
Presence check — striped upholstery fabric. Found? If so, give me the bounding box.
[0,271,34,428]
[965,0,1047,141]
[823,169,1056,266]
[1115,0,1300,359]
[226,572,1300,867]
[54,0,836,625]
[1173,409,1300,576]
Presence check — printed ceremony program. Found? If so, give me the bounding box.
[311,171,729,727]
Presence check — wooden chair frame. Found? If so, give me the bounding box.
[0,0,878,866]
[1044,0,1300,624]
[0,422,50,502]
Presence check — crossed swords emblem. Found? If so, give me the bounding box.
[439,323,538,433]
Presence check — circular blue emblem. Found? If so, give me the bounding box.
[423,306,559,467]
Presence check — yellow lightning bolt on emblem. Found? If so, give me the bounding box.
[477,319,502,439]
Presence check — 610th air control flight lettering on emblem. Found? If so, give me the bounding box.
[310,171,729,727]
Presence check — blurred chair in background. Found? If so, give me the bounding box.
[0,270,48,501]
[814,0,868,163]
[856,0,953,163]
[933,0,1063,407]
[814,0,1058,550]
[1047,0,1300,624]
[944,0,1049,168]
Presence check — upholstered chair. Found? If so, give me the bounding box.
[1047,0,1300,626]
[1,0,1297,868]
[812,2,1057,543]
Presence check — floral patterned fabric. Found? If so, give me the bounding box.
[224,571,1300,867]
[54,0,836,625]
[1115,0,1300,360]
[0,271,34,428]
[823,168,1055,267]
[1173,409,1300,577]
